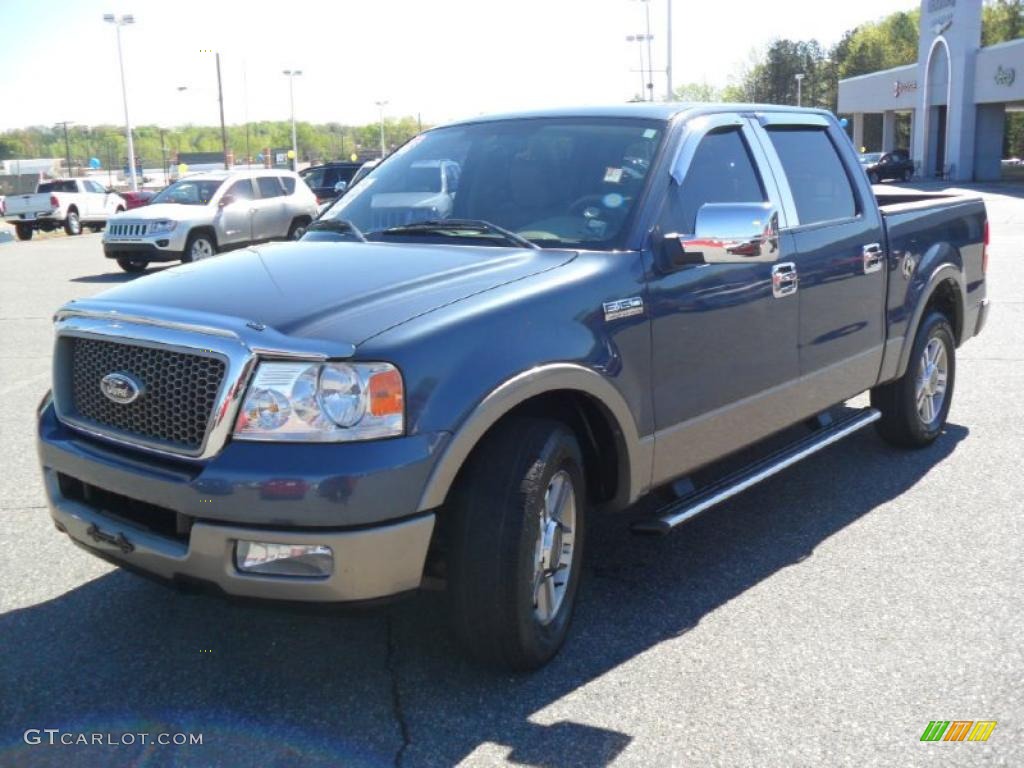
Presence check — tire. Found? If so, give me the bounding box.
[287,218,310,240]
[116,258,147,273]
[64,210,82,236]
[446,418,587,671]
[15,223,33,241]
[868,171,880,184]
[181,231,216,263]
[871,311,956,448]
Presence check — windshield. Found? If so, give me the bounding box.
[859,153,882,164]
[150,179,224,206]
[321,118,665,249]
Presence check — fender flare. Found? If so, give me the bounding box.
[895,260,966,378]
[416,363,651,512]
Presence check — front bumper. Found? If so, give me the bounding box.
[38,403,445,602]
[103,242,184,263]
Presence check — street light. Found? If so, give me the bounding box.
[795,73,805,108]
[375,100,389,159]
[103,13,138,191]
[625,35,649,100]
[283,69,302,171]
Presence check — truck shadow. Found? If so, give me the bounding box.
[0,425,967,767]
[71,267,171,284]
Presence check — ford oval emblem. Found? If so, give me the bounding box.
[99,372,143,405]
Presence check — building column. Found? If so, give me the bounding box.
[881,111,897,152]
[852,113,865,153]
[973,103,1006,181]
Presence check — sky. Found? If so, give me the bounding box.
[0,0,919,132]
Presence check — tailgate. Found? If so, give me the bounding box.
[4,194,55,218]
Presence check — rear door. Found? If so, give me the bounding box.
[217,178,257,245]
[647,114,800,485]
[253,175,290,239]
[753,114,886,410]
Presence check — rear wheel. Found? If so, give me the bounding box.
[446,418,587,671]
[15,223,33,241]
[116,258,147,273]
[182,231,216,263]
[868,171,880,184]
[287,218,310,240]
[902,168,913,182]
[64,210,82,236]
[872,311,956,448]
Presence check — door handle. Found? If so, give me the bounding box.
[862,243,884,274]
[771,262,798,298]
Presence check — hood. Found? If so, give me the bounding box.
[112,203,213,220]
[84,241,578,347]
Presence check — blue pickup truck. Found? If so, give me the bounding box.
[37,104,989,670]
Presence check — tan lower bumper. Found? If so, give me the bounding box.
[49,495,435,602]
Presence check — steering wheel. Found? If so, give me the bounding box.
[567,194,610,217]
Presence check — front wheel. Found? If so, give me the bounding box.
[15,223,33,241]
[287,219,310,240]
[182,231,216,263]
[871,311,956,448]
[902,169,913,182]
[446,418,587,671]
[116,257,147,273]
[64,210,82,236]
[868,171,880,184]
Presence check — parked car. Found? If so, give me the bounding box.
[119,189,157,210]
[37,104,988,671]
[299,162,362,205]
[2,178,125,239]
[101,169,317,272]
[859,150,914,183]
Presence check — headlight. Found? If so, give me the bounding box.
[234,362,403,442]
[150,219,178,233]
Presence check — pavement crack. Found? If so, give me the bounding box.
[386,612,412,768]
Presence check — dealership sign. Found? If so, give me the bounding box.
[995,66,1016,86]
[894,80,919,97]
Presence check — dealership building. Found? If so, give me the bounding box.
[838,0,1024,181]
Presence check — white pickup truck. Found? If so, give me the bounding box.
[2,179,125,240]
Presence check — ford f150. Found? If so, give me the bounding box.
[36,104,989,670]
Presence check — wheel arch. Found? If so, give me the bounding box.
[896,259,966,378]
[187,225,218,248]
[417,364,651,514]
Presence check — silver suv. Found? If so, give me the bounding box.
[102,170,318,273]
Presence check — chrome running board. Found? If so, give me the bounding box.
[632,408,882,535]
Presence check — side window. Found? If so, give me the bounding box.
[322,168,339,187]
[256,176,284,198]
[663,127,766,234]
[303,168,325,189]
[227,179,255,200]
[281,177,296,194]
[86,180,105,194]
[766,127,857,226]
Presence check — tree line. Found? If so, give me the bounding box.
[0,116,426,173]
[673,0,1024,156]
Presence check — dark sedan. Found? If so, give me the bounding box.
[299,162,362,205]
[859,150,914,183]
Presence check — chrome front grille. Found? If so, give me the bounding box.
[107,222,148,238]
[64,336,227,453]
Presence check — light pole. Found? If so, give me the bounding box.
[665,0,673,100]
[55,121,73,177]
[795,73,805,108]
[283,70,302,171]
[375,100,389,159]
[625,35,648,99]
[103,13,138,191]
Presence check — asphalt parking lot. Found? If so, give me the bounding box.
[1,185,1022,767]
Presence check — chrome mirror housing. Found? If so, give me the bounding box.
[680,203,780,264]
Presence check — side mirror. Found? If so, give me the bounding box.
[678,203,780,265]
[333,180,348,194]
[218,194,235,208]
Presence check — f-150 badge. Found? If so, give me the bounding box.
[603,297,644,322]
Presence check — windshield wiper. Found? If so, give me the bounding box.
[371,219,539,249]
[305,218,367,242]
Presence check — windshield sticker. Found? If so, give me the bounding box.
[642,128,657,139]
[603,167,624,184]
[603,193,624,209]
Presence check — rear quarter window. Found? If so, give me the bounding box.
[767,127,857,226]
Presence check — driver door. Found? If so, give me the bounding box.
[647,115,800,485]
